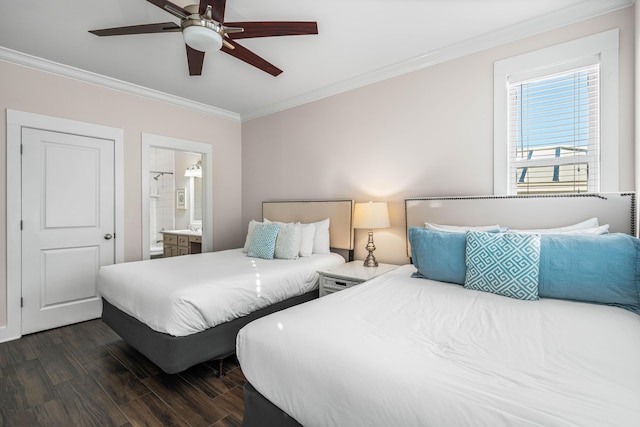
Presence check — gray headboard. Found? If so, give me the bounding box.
[405,193,636,256]
[262,200,354,251]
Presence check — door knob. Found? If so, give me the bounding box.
[104,234,113,240]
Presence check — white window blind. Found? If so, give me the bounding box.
[507,64,600,195]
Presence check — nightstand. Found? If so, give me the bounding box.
[318,261,399,297]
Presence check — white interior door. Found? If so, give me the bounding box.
[21,128,115,334]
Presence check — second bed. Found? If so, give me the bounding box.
[98,199,354,373]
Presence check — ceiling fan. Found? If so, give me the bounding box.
[89,0,318,76]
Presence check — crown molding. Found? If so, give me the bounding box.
[241,0,633,121]
[0,0,632,123]
[0,46,240,122]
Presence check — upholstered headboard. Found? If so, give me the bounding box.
[405,193,636,256]
[262,200,355,251]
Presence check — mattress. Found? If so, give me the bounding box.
[98,249,344,336]
[237,265,640,427]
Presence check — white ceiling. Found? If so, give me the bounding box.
[0,0,633,120]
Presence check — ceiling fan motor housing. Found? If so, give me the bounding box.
[181,5,223,52]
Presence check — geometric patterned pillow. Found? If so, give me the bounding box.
[247,222,281,260]
[464,231,541,301]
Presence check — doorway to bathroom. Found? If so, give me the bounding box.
[141,133,213,260]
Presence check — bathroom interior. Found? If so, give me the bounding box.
[149,147,203,258]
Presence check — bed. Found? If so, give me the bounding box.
[237,193,640,427]
[98,199,354,374]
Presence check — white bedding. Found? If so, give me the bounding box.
[98,249,344,336]
[237,264,640,427]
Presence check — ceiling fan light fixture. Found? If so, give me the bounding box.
[183,24,222,53]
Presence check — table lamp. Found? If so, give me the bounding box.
[353,201,390,267]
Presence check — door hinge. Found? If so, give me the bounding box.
[21,297,23,308]
[20,220,23,230]
[20,144,23,155]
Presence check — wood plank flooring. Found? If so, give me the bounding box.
[0,319,245,426]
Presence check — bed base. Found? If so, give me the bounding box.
[101,289,318,374]
[242,382,303,427]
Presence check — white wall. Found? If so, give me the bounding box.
[242,8,635,266]
[0,61,242,328]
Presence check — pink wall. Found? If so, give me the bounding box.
[0,61,242,327]
[242,8,635,265]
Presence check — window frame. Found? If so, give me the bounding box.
[493,29,619,195]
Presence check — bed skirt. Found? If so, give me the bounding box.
[101,289,319,374]
[242,382,303,427]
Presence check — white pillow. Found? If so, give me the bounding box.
[263,218,330,254]
[273,222,302,260]
[508,217,600,234]
[243,220,260,253]
[309,218,330,254]
[298,223,316,257]
[425,222,501,233]
[557,224,609,235]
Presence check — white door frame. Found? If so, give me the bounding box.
[3,109,124,342]
[141,133,213,260]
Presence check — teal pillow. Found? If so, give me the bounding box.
[538,233,640,313]
[247,223,280,260]
[408,227,467,284]
[464,231,541,301]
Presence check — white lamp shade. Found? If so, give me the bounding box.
[183,25,222,53]
[353,201,390,229]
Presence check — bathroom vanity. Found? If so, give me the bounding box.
[161,230,202,257]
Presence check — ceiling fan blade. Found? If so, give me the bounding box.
[186,45,206,76]
[221,39,282,76]
[146,0,190,19]
[89,22,181,36]
[225,21,318,39]
[199,0,226,22]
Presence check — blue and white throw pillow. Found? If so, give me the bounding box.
[464,231,541,301]
[247,222,281,260]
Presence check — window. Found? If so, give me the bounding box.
[509,65,599,194]
[494,29,619,195]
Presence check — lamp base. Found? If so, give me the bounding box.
[363,229,379,267]
[362,253,379,268]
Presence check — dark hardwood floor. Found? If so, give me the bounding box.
[0,319,245,426]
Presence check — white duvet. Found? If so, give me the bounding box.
[98,249,344,336]
[237,264,640,427]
